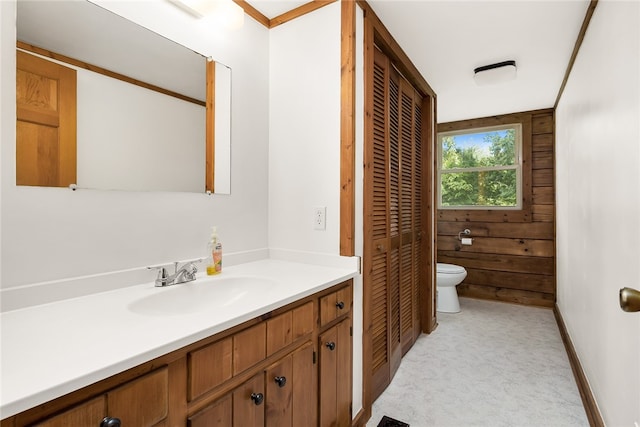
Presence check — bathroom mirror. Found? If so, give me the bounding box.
[16,0,231,194]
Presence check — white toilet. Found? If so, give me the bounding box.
[436,263,467,313]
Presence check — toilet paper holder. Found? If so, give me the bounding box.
[457,229,473,246]
[457,229,472,241]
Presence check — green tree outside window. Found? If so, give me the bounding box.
[439,126,521,208]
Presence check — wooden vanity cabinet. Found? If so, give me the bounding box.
[30,367,169,427]
[3,280,352,427]
[189,341,316,427]
[319,319,352,427]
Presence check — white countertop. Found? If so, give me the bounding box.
[0,258,358,419]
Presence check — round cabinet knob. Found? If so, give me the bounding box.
[100,417,121,427]
[250,392,264,405]
[274,376,287,387]
[325,341,336,351]
[336,301,345,310]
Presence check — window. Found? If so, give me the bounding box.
[438,124,522,209]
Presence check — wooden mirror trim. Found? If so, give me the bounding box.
[206,59,216,194]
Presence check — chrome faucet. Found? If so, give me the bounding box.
[148,259,203,287]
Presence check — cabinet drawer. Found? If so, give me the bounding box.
[189,337,233,401]
[266,301,314,356]
[320,283,352,327]
[234,322,266,374]
[32,396,105,427]
[107,367,169,426]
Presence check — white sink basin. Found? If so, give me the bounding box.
[128,276,278,316]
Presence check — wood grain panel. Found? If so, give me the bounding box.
[291,342,317,426]
[31,397,105,427]
[438,209,530,223]
[437,235,554,257]
[457,284,555,307]
[533,187,555,205]
[532,114,554,134]
[205,59,215,193]
[107,367,168,426]
[438,110,555,306]
[233,323,266,375]
[532,205,554,222]
[232,374,264,426]
[266,311,292,356]
[188,394,232,427]
[438,221,554,239]
[189,338,233,401]
[532,134,553,152]
[340,0,356,256]
[532,150,554,169]
[437,251,554,275]
[464,268,555,293]
[291,301,314,339]
[533,169,554,186]
[319,327,337,427]
[265,355,293,427]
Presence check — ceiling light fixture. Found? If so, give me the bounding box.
[474,60,517,86]
[168,0,244,29]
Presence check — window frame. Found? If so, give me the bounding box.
[437,123,523,210]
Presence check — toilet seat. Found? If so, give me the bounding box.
[437,263,465,274]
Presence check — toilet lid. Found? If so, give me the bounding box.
[437,263,465,274]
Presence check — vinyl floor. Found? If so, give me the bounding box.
[367,298,589,427]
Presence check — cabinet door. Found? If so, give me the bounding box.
[319,319,352,427]
[233,373,264,427]
[265,354,292,427]
[188,394,232,427]
[264,341,316,427]
[291,342,316,426]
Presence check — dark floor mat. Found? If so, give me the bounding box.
[377,415,410,427]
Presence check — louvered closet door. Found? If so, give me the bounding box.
[367,48,401,400]
[366,47,426,401]
[398,80,422,354]
[411,97,424,343]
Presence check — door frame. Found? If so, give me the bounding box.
[340,1,438,423]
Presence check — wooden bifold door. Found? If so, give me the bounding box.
[364,46,430,401]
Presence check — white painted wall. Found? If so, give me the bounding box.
[268,3,341,255]
[1,1,270,289]
[556,1,640,426]
[267,2,365,418]
[2,0,367,418]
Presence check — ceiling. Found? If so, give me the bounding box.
[249,0,590,124]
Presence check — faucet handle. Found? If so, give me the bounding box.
[148,265,169,286]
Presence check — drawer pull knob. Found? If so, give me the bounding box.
[326,341,336,351]
[274,376,287,387]
[250,392,264,405]
[100,417,121,427]
[336,301,345,310]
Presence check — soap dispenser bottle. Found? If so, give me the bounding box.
[207,227,222,275]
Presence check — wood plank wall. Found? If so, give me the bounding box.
[437,109,555,307]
